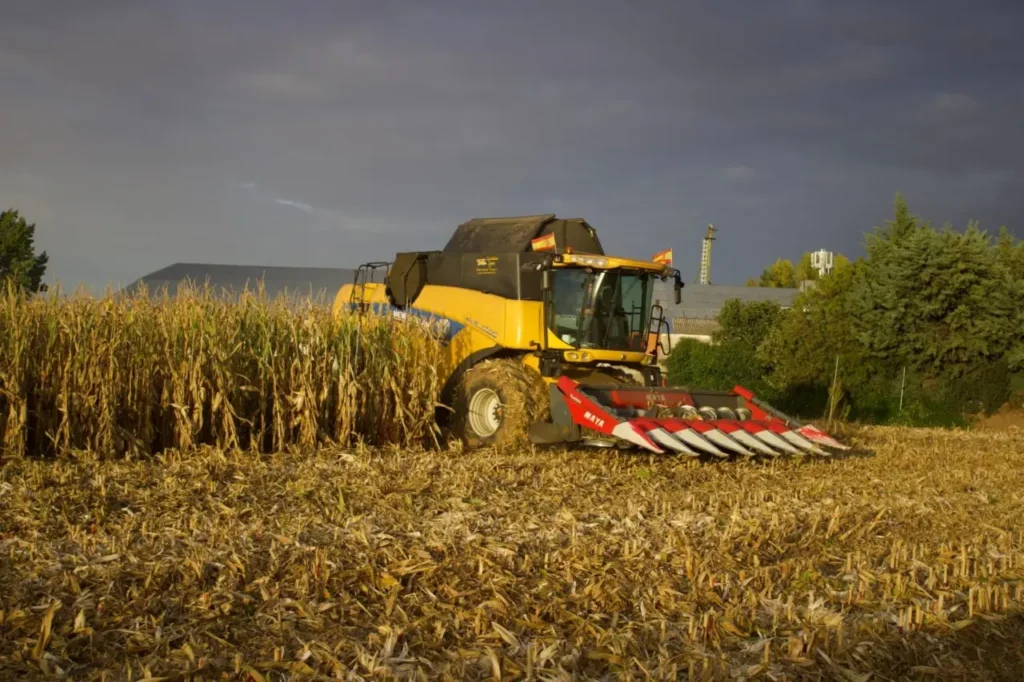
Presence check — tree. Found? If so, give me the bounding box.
[747,252,853,288]
[848,194,1023,380]
[833,195,1024,420]
[997,226,1024,281]
[0,209,48,293]
[750,258,797,288]
[665,335,780,401]
[995,226,1024,372]
[760,257,866,389]
[794,253,815,283]
[666,299,785,404]
[714,299,783,348]
[702,196,1023,423]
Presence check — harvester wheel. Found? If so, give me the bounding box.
[449,358,549,449]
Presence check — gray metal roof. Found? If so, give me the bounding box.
[652,282,799,320]
[120,263,798,322]
[119,263,358,305]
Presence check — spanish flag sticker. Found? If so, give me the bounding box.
[531,233,557,251]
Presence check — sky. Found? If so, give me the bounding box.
[3,0,1023,293]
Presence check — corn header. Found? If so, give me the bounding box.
[334,214,853,458]
[532,376,849,457]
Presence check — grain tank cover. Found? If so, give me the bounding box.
[443,214,605,255]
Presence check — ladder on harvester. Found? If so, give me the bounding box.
[349,261,391,314]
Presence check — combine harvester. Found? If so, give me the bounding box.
[334,215,852,458]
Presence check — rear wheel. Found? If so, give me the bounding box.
[449,358,549,449]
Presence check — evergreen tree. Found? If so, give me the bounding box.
[995,227,1024,372]
[704,195,1023,422]
[848,195,1023,381]
[997,226,1024,280]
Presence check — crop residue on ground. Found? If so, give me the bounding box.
[2,426,1023,680]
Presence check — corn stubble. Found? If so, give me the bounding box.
[2,424,1023,680]
[0,282,447,458]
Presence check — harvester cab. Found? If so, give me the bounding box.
[333,214,852,457]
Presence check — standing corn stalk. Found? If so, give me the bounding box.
[0,281,446,460]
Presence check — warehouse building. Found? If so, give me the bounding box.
[651,282,799,343]
[123,262,799,343]
[119,262,359,307]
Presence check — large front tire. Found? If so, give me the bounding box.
[449,358,548,449]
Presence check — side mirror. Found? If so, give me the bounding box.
[542,269,552,292]
[673,272,683,305]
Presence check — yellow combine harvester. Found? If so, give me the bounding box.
[334,214,851,457]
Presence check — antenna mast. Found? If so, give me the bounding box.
[810,249,834,277]
[698,224,717,285]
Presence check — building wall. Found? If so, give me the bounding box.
[650,282,799,339]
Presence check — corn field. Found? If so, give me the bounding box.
[1,284,1023,679]
[0,282,448,459]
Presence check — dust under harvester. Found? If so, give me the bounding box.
[333,214,852,457]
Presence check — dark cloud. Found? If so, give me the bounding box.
[2,0,1022,290]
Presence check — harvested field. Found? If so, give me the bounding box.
[3,427,1024,680]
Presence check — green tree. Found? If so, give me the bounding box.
[995,227,1024,374]
[0,209,48,293]
[794,253,815,283]
[666,299,784,402]
[687,197,1024,424]
[714,299,784,348]
[750,258,797,288]
[848,194,1023,381]
[748,252,853,288]
[996,226,1024,281]
[758,257,874,417]
[666,337,779,400]
[761,258,865,389]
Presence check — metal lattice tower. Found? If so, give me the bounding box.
[698,224,717,285]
